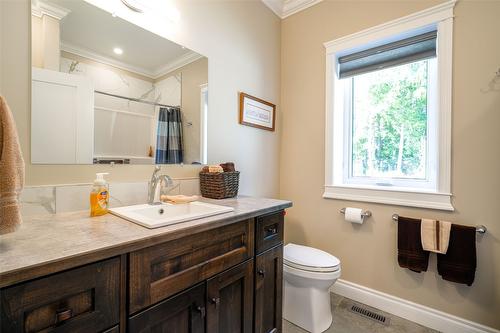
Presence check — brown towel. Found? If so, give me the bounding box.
[397,216,429,273]
[437,224,476,286]
[220,162,235,172]
[0,96,25,234]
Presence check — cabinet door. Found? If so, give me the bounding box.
[206,259,254,333]
[128,283,206,333]
[0,258,120,333]
[31,67,94,164]
[254,246,283,333]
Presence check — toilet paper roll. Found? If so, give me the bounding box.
[344,207,364,224]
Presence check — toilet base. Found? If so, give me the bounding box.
[283,280,333,333]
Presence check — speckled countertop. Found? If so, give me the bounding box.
[0,196,292,288]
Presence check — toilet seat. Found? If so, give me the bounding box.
[284,243,340,273]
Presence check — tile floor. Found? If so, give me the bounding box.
[283,293,440,333]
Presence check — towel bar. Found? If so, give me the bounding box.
[340,208,372,218]
[391,214,487,234]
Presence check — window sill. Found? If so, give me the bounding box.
[323,185,454,211]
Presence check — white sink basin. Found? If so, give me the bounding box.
[109,201,234,229]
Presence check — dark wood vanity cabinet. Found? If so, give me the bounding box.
[129,219,254,314]
[0,257,120,333]
[0,210,285,333]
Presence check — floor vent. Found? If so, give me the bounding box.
[349,304,390,325]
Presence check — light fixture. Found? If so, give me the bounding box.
[113,47,123,55]
[120,0,144,13]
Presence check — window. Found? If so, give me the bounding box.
[324,1,455,210]
[346,56,437,188]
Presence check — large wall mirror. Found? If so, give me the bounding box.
[31,0,208,165]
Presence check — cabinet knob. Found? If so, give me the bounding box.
[55,309,73,324]
[196,305,206,318]
[258,269,266,276]
[211,297,220,308]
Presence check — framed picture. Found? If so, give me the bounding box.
[239,92,276,131]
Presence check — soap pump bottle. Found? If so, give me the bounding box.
[90,172,110,217]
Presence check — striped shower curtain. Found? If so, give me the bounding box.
[155,107,184,164]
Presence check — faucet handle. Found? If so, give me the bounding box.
[151,165,161,180]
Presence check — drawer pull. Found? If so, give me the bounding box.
[55,309,73,324]
[266,227,277,234]
[196,306,206,318]
[264,224,279,240]
[258,269,266,276]
[211,297,220,308]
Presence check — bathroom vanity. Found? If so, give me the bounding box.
[0,197,291,333]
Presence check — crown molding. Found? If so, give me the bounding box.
[261,0,283,18]
[154,52,204,79]
[60,41,202,80]
[31,0,71,20]
[262,0,323,19]
[60,41,155,78]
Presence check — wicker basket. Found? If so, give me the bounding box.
[199,171,240,199]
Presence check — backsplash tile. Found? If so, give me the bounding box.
[109,182,148,207]
[20,186,56,216]
[56,185,92,213]
[179,178,201,196]
[21,178,200,217]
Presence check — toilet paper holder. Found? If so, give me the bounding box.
[340,208,372,218]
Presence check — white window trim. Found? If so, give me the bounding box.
[323,0,456,211]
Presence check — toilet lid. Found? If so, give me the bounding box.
[284,243,340,272]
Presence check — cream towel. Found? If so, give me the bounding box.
[421,219,451,254]
[0,96,25,234]
[208,165,223,173]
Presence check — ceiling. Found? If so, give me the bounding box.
[261,0,323,19]
[47,0,201,78]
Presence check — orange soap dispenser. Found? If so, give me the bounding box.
[90,172,109,217]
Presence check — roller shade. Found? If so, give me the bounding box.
[338,30,437,79]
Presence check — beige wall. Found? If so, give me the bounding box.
[0,0,281,197]
[280,0,500,329]
[160,57,209,165]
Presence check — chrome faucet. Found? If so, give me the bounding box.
[148,166,174,205]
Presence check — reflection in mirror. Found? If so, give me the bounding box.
[31,0,208,165]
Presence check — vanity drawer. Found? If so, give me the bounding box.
[0,258,120,333]
[129,219,254,314]
[255,211,284,254]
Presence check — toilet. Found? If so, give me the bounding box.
[283,243,341,333]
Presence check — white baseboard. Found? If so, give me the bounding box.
[330,279,499,333]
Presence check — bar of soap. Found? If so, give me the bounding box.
[160,195,199,204]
